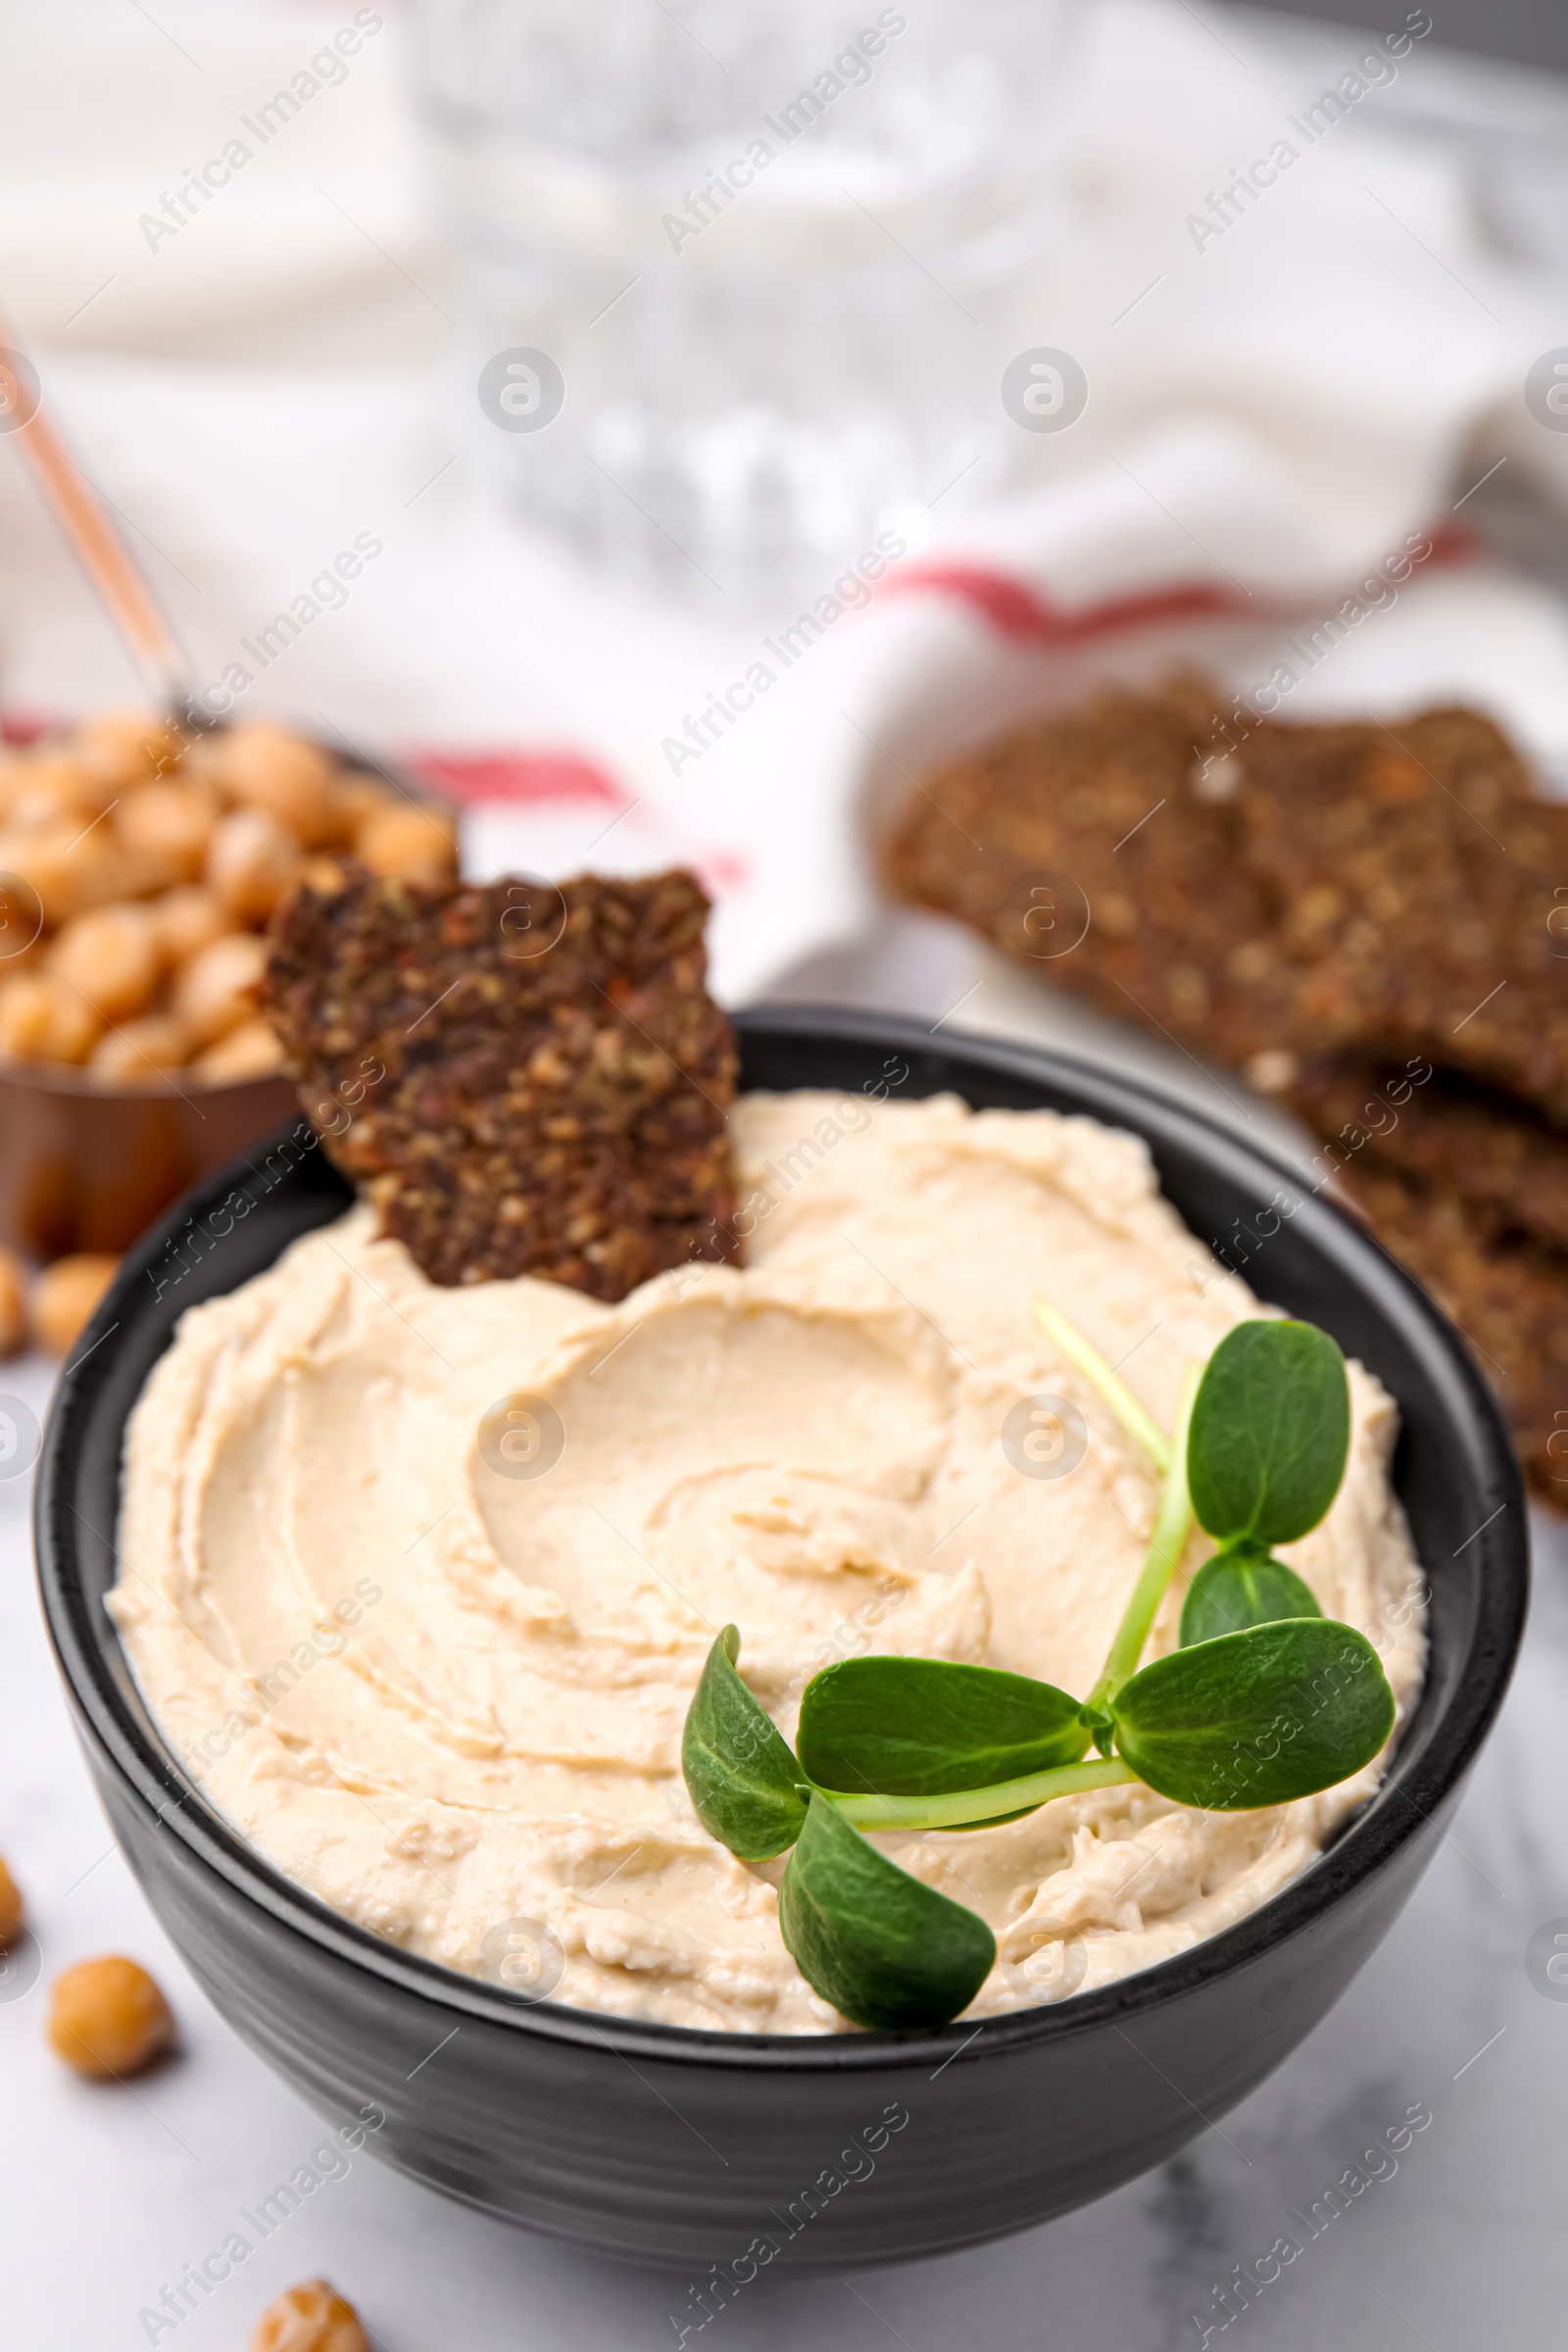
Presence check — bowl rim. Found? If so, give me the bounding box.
[0,1055,296,1103]
[34,1004,1530,2074]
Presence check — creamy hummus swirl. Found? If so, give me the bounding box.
[113,1092,1426,2033]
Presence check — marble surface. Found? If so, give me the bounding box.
[4,920,1563,2352]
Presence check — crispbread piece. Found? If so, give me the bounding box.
[1287,1057,1568,1256]
[1233,709,1568,1113]
[1334,1160,1568,1500]
[879,677,1287,1060]
[1440,790,1568,1119]
[885,689,1568,1107]
[265,866,739,1298]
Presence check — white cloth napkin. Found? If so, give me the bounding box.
[3,0,1568,1005]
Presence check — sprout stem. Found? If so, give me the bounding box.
[821,1756,1140,1835]
[1087,1359,1201,1714]
[1032,1298,1172,1474]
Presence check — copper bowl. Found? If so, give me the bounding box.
[0,1057,298,1258]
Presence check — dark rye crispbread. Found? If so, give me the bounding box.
[884,683,1568,1099]
[1286,1057,1568,1257]
[265,866,739,1299]
[1231,710,1568,1116]
[881,676,1286,1061]
[881,677,1568,1498]
[1333,1160,1568,1500]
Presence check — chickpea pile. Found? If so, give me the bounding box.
[0,709,457,1087]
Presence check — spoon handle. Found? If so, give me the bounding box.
[1,328,193,715]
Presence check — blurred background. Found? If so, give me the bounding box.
[5,0,1568,1018]
[6,2,1568,2345]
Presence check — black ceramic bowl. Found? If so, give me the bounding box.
[36,1008,1527,2273]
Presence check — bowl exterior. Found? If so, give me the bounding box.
[79,1714,1447,2272]
[35,1008,1528,2271]
[0,1061,297,1256]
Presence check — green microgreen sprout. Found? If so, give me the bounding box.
[681,1315,1397,2034]
[1083,1359,1200,1725]
[1031,1297,1172,1475]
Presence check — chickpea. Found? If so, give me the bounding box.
[146,883,226,967]
[0,752,29,818]
[0,860,42,941]
[301,855,347,896]
[47,1954,174,2079]
[4,789,70,836]
[0,820,122,925]
[191,1016,284,1084]
[31,1253,119,1355]
[0,1248,24,1356]
[117,782,217,890]
[49,905,161,1021]
[330,771,393,829]
[89,1015,190,1085]
[0,861,45,958]
[250,2279,368,2352]
[71,707,184,790]
[5,757,109,830]
[314,770,411,850]
[0,973,102,1063]
[172,931,270,1046]
[0,1854,22,1946]
[178,729,239,789]
[356,803,459,884]
[216,723,339,848]
[207,808,303,923]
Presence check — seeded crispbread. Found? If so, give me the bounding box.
[879,676,1287,1059]
[1231,708,1568,1113]
[265,866,739,1298]
[1333,1158,1568,1500]
[1286,1056,1568,1257]
[883,685,1568,1100]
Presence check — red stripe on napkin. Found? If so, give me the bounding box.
[878,527,1471,645]
[410,748,628,808]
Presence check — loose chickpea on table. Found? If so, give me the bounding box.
[30,1252,119,1354]
[0,1853,24,1946]
[0,1245,25,1355]
[0,710,458,1089]
[46,1954,174,2078]
[250,2278,369,2352]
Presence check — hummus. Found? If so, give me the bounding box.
[113,1091,1426,2033]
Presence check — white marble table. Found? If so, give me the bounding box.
[4,924,1561,2352]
